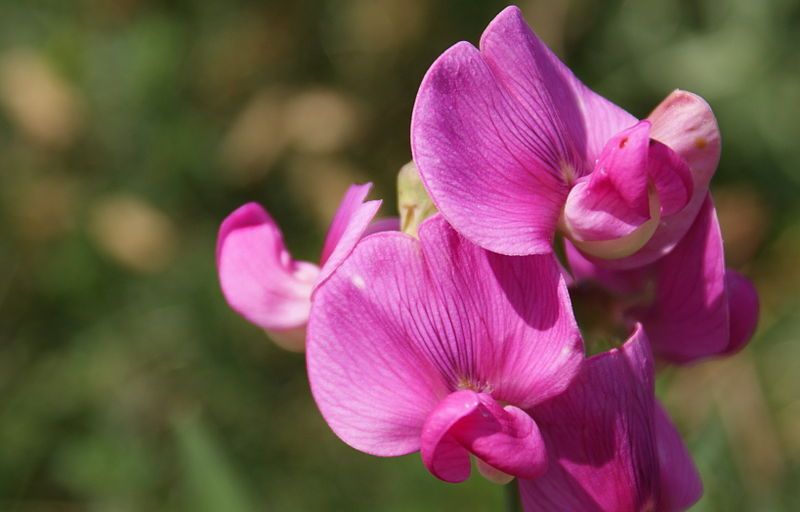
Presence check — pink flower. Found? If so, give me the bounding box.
[216,183,394,350]
[411,6,720,269]
[307,214,583,481]
[566,196,759,364]
[307,215,700,510]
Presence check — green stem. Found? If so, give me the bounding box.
[504,480,521,512]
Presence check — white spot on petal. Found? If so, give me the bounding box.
[351,275,366,289]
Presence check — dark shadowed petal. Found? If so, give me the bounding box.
[638,196,729,363]
[655,403,703,512]
[520,327,659,512]
[307,215,583,457]
[564,239,648,296]
[722,269,759,355]
[520,325,659,511]
[315,183,382,292]
[217,203,319,331]
[420,390,546,483]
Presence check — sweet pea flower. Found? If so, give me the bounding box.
[411,6,720,269]
[216,183,394,350]
[308,214,583,482]
[566,195,759,364]
[307,215,701,510]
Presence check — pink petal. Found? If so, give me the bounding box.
[411,39,569,256]
[600,90,721,269]
[638,196,729,363]
[216,201,265,265]
[477,6,588,178]
[217,203,319,332]
[315,183,382,292]
[420,390,547,483]
[564,122,693,261]
[563,123,653,245]
[564,121,650,243]
[573,83,639,167]
[563,177,657,260]
[723,269,759,355]
[593,121,652,215]
[649,90,721,190]
[320,183,370,264]
[308,231,446,457]
[479,6,637,171]
[307,215,583,457]
[363,217,400,236]
[648,140,693,217]
[520,325,660,511]
[416,217,584,408]
[654,403,703,512]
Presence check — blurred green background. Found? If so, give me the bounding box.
[0,0,798,510]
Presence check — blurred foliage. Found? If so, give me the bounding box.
[0,0,798,510]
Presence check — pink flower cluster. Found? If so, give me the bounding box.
[216,6,759,511]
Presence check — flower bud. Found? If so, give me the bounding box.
[397,161,437,237]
